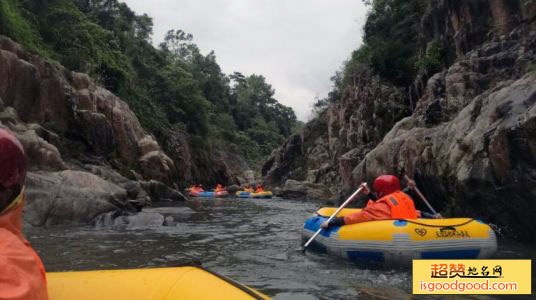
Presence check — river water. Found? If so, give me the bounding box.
[25,197,535,299]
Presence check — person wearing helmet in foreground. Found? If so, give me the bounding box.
[321,175,419,229]
[0,128,48,300]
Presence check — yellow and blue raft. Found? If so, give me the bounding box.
[47,266,270,300]
[236,191,251,198]
[235,191,273,199]
[251,191,273,199]
[303,208,497,267]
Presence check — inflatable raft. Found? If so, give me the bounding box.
[251,191,273,199]
[189,191,229,197]
[236,191,251,198]
[234,191,273,198]
[303,208,497,267]
[47,266,269,300]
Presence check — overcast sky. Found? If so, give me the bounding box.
[122,0,368,121]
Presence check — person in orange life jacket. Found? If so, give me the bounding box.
[214,184,224,193]
[188,185,199,193]
[320,175,418,229]
[0,128,49,300]
[244,184,254,193]
[255,184,264,193]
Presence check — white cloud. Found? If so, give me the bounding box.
[121,0,368,121]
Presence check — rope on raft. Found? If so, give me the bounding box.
[400,218,476,229]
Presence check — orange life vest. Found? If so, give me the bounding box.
[0,192,49,300]
[377,191,418,219]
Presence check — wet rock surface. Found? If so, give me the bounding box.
[140,180,188,203]
[276,179,334,201]
[114,212,166,229]
[24,171,126,226]
[354,73,536,241]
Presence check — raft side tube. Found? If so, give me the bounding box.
[47,266,270,300]
[251,191,273,199]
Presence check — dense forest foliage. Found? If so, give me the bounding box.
[0,0,299,166]
[315,0,428,111]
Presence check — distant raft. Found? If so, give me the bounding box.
[47,266,269,300]
[303,208,497,267]
[189,191,229,197]
[236,191,251,198]
[251,191,273,199]
[234,191,273,199]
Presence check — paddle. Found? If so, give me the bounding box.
[403,174,441,218]
[302,184,367,253]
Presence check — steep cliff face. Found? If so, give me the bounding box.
[263,0,536,240]
[0,35,179,225]
[162,131,245,187]
[355,72,535,241]
[0,36,175,182]
[0,36,247,226]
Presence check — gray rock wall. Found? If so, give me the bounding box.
[0,36,184,226]
[0,36,175,184]
[354,74,536,240]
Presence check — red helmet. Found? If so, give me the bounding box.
[0,129,26,190]
[373,175,401,197]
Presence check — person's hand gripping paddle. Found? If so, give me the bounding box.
[302,183,367,253]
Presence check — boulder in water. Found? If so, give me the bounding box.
[142,207,195,222]
[113,212,165,229]
[24,170,126,226]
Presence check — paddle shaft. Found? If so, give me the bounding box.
[404,175,438,215]
[302,185,366,251]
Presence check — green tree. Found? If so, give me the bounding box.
[0,0,298,172]
[344,0,424,86]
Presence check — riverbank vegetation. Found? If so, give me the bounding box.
[0,0,299,167]
[313,0,426,113]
